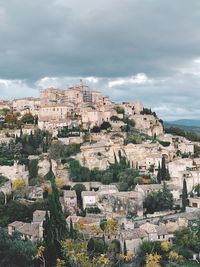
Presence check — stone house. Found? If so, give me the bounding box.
[120,228,148,253]
[139,223,170,242]
[120,223,170,253]
[98,191,143,217]
[188,197,200,208]
[81,191,98,210]
[13,97,40,116]
[62,190,77,215]
[8,210,46,242]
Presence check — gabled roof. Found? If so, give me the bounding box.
[121,228,148,240]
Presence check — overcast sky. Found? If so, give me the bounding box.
[0,0,200,120]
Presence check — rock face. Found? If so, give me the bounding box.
[38,156,51,177]
[132,114,164,137]
[76,139,123,170]
[0,162,29,184]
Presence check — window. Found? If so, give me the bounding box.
[192,203,198,208]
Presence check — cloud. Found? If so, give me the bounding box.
[0,0,200,120]
[108,73,153,88]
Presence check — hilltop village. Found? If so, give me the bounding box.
[1,84,200,266]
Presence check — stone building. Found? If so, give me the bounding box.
[98,191,143,217]
[62,190,77,215]
[8,210,46,242]
[81,191,98,210]
[13,97,40,115]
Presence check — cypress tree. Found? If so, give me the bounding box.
[161,156,167,181]
[20,127,23,138]
[43,166,68,266]
[123,240,127,256]
[182,178,188,212]
[157,162,161,184]
[43,212,57,266]
[49,168,68,240]
[69,218,74,239]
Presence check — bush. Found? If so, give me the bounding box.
[86,207,101,214]
[100,121,112,130]
[28,159,38,179]
[21,112,34,124]
[0,175,8,186]
[115,106,125,114]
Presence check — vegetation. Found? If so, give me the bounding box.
[115,106,125,114]
[0,228,36,267]
[57,126,80,138]
[144,183,174,214]
[43,167,68,266]
[157,156,170,183]
[182,178,188,212]
[68,152,139,191]
[0,175,8,186]
[165,126,200,142]
[0,199,49,227]
[48,141,80,161]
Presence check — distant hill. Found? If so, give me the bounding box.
[164,120,200,136]
[165,119,200,128]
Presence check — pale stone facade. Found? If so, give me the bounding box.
[13,97,40,115]
[81,191,98,209]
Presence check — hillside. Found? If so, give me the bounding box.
[164,120,200,136]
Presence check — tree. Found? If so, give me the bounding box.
[72,183,86,207]
[91,126,101,133]
[123,240,127,256]
[174,227,198,249]
[43,212,57,266]
[21,112,34,124]
[144,184,173,214]
[100,121,112,131]
[161,156,170,181]
[157,163,161,184]
[146,253,161,267]
[194,184,200,197]
[12,178,26,199]
[43,167,68,266]
[182,178,188,212]
[28,159,38,179]
[0,228,36,267]
[5,112,17,125]
[115,106,125,114]
[157,182,173,211]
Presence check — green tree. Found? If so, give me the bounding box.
[174,227,198,249]
[123,240,127,256]
[160,156,170,181]
[194,184,200,197]
[157,163,161,184]
[115,106,125,114]
[0,228,36,267]
[100,121,112,131]
[72,183,86,207]
[43,167,68,266]
[182,178,188,212]
[21,112,34,124]
[28,159,38,179]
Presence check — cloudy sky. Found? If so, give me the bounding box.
[0,0,200,120]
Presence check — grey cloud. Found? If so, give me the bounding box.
[0,0,200,120]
